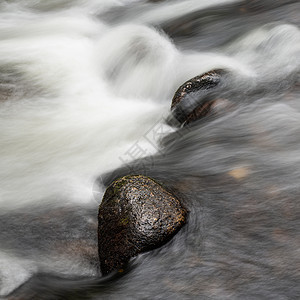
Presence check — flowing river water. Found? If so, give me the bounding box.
[0,0,299,299]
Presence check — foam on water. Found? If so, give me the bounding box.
[0,1,260,211]
[0,7,172,210]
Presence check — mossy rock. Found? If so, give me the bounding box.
[98,175,187,275]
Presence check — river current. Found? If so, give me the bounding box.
[0,0,299,299]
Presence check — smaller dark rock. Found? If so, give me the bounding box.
[98,175,187,275]
[171,70,223,110]
[171,69,231,126]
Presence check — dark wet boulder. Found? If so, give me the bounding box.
[171,70,223,109]
[171,69,231,126]
[98,175,187,275]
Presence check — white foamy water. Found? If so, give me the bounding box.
[0,0,255,211]
[0,0,299,297]
[0,6,171,211]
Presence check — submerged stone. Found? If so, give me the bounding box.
[98,175,187,275]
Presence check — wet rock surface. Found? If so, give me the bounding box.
[171,70,231,125]
[98,175,187,275]
[171,70,223,110]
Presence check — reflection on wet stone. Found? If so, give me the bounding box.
[170,69,233,126]
[98,175,187,275]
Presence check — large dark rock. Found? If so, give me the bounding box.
[98,175,187,275]
[171,69,231,126]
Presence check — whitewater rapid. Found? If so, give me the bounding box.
[0,0,252,211]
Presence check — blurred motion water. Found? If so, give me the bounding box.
[0,0,299,299]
